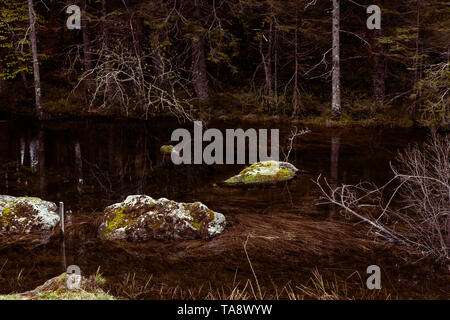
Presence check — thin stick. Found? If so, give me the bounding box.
[59,202,64,234]
[243,236,263,300]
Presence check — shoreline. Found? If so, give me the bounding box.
[0,111,446,130]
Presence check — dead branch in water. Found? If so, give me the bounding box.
[283,127,311,161]
[316,132,450,262]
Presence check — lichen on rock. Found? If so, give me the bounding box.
[0,195,60,234]
[224,160,299,185]
[98,195,226,241]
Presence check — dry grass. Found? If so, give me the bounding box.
[103,239,393,300]
[104,269,393,300]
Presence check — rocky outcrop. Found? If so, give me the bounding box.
[224,160,298,185]
[98,195,226,241]
[0,195,60,234]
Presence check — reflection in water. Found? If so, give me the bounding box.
[30,138,38,173]
[20,138,25,166]
[61,237,67,272]
[329,133,341,218]
[330,133,340,183]
[38,128,45,198]
[0,120,425,211]
[75,141,83,194]
[1,120,441,298]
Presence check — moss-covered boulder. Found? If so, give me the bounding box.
[224,160,299,185]
[98,195,226,241]
[0,195,60,234]
[160,145,178,155]
[0,273,114,300]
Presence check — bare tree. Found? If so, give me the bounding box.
[76,41,193,120]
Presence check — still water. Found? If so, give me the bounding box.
[0,118,447,298]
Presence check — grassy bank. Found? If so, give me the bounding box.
[1,86,447,129]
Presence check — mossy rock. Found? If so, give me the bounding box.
[160,145,177,155]
[224,160,299,186]
[0,195,60,234]
[98,195,226,241]
[0,273,114,300]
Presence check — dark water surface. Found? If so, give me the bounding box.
[0,118,448,299]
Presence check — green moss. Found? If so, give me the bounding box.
[36,290,114,300]
[20,197,40,201]
[183,203,216,233]
[1,206,13,226]
[105,208,128,232]
[0,294,22,300]
[160,145,174,154]
[239,160,276,175]
[207,209,215,220]
[97,275,107,285]
[7,272,115,300]
[225,162,295,185]
[191,221,201,231]
[275,168,292,179]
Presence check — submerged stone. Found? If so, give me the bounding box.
[224,160,298,185]
[0,195,60,234]
[98,195,226,241]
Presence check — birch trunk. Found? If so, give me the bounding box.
[27,0,43,120]
[331,0,341,120]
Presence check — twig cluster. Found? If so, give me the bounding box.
[316,131,449,262]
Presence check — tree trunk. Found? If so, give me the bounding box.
[259,36,272,109]
[192,6,209,102]
[331,0,341,120]
[101,0,113,107]
[27,0,43,120]
[20,71,29,91]
[81,0,91,72]
[0,79,6,96]
[81,0,91,103]
[267,13,273,111]
[152,33,166,90]
[101,0,107,45]
[412,0,421,124]
[373,28,385,106]
[292,9,300,117]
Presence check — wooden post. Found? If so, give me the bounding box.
[59,201,64,234]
